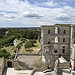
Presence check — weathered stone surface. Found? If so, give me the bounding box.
[17,55,43,69]
[41,24,71,61]
[0,58,4,75]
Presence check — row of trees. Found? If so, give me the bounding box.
[8,29,41,39]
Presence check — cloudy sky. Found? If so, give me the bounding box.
[0,0,75,27]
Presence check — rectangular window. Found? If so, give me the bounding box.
[63,38,65,42]
[63,30,66,34]
[62,46,65,53]
[54,50,57,53]
[62,49,65,53]
[48,30,50,34]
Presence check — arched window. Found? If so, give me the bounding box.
[55,27,59,34]
[55,37,59,43]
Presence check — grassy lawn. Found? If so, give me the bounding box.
[18,40,40,54]
[1,46,14,55]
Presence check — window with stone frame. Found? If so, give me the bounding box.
[54,50,58,53]
[55,37,59,43]
[63,30,66,34]
[55,27,59,34]
[48,30,50,34]
[62,46,65,53]
[63,38,65,43]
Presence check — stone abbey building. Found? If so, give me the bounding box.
[41,24,75,70]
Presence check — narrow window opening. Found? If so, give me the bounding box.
[48,30,50,34]
[62,49,65,53]
[63,38,65,42]
[63,30,66,34]
[62,46,65,53]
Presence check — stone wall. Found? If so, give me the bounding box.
[41,24,71,61]
[70,25,75,71]
[5,59,14,68]
[0,58,4,75]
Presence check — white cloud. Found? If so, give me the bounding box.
[0,0,75,27]
[42,1,58,7]
[34,0,58,7]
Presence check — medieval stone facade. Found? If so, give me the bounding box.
[41,24,75,62]
[70,25,75,71]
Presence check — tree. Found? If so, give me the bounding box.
[24,41,32,49]
[0,49,10,58]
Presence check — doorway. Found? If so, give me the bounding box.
[7,62,12,67]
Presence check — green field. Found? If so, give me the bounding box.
[19,40,40,54]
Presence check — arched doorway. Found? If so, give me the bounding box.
[7,61,12,67]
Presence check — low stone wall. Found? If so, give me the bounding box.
[58,62,70,69]
[18,54,41,56]
[0,58,4,75]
